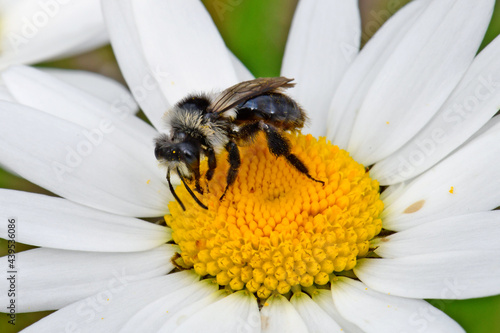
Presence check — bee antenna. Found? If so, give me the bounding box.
[167,168,186,211]
[177,167,208,210]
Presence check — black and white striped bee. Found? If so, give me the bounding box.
[154,77,323,210]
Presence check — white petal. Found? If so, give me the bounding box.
[102,0,238,129]
[1,66,174,213]
[228,50,254,81]
[119,280,219,333]
[1,65,153,139]
[290,292,342,332]
[261,294,308,333]
[281,0,360,136]
[379,181,406,202]
[0,102,171,217]
[0,245,176,312]
[157,290,226,332]
[331,277,464,332]
[0,189,170,251]
[40,68,139,115]
[355,251,500,300]
[327,0,427,149]
[374,211,500,258]
[464,110,500,141]
[1,65,170,189]
[0,81,14,101]
[0,0,107,68]
[131,0,238,103]
[21,271,199,333]
[347,0,495,165]
[372,34,500,185]
[382,116,500,231]
[101,0,170,130]
[311,290,364,333]
[172,291,260,333]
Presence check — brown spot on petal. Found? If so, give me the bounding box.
[403,200,425,214]
[261,315,269,330]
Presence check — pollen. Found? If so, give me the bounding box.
[165,133,383,298]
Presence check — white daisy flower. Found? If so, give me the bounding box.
[0,0,107,69]
[1,0,500,332]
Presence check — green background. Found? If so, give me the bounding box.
[1,0,500,331]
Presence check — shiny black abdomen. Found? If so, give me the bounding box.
[235,93,305,130]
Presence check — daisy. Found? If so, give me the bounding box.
[0,0,107,69]
[1,0,500,332]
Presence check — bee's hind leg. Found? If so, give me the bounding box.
[220,141,241,201]
[261,122,324,185]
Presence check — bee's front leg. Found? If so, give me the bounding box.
[167,168,185,211]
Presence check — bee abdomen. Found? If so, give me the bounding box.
[235,93,306,130]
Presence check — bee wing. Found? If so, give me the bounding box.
[207,77,295,114]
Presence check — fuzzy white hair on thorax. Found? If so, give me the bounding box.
[161,102,230,154]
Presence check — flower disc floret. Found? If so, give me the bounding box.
[166,133,383,298]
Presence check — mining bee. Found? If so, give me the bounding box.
[154,77,324,210]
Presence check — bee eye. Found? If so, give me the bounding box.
[154,146,164,160]
[183,150,193,158]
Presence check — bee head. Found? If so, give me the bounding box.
[155,134,200,167]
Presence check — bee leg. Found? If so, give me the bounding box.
[238,121,261,142]
[204,148,217,193]
[220,141,241,201]
[167,168,185,211]
[192,160,203,195]
[205,148,217,182]
[177,167,208,210]
[261,122,324,185]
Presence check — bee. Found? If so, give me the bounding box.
[154,77,324,211]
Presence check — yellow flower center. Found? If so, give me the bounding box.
[165,133,383,299]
